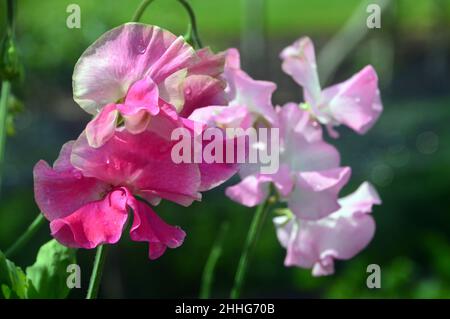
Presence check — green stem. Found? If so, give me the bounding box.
[132,0,203,49]
[230,197,274,299]
[0,81,11,191]
[7,0,15,34]
[200,221,229,298]
[131,0,156,22]
[86,245,108,299]
[5,214,46,258]
[177,0,203,48]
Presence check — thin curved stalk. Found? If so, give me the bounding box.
[132,0,203,49]
[86,245,108,299]
[177,0,203,48]
[132,0,156,22]
[230,196,274,299]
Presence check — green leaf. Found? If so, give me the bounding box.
[0,250,28,299]
[26,239,77,299]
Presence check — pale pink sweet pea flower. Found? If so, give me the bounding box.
[226,103,351,220]
[73,23,227,147]
[33,125,236,259]
[273,182,381,276]
[280,37,383,137]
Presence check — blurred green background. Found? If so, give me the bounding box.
[1,0,450,298]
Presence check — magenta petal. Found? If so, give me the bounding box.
[120,78,160,116]
[321,65,382,134]
[146,104,185,140]
[129,197,186,259]
[179,75,226,118]
[50,188,130,249]
[73,23,195,114]
[198,161,238,192]
[189,47,226,78]
[33,142,109,221]
[288,167,351,220]
[71,129,201,206]
[225,175,272,207]
[86,103,119,148]
[178,48,227,117]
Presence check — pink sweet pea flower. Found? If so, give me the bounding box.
[33,125,236,258]
[73,23,227,147]
[226,103,351,220]
[273,182,381,276]
[280,37,383,136]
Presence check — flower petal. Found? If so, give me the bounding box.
[321,65,382,134]
[280,37,321,105]
[73,23,195,114]
[33,141,109,221]
[180,117,239,191]
[225,54,277,125]
[71,129,201,206]
[128,197,186,260]
[189,105,252,129]
[225,48,241,70]
[274,182,380,276]
[85,103,119,148]
[179,75,227,118]
[120,77,160,116]
[50,188,130,249]
[288,167,351,220]
[225,174,272,207]
[189,47,226,78]
[278,103,340,172]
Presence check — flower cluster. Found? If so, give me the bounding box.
[34,23,237,259]
[203,37,383,276]
[33,22,383,275]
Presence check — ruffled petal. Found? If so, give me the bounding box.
[225,48,241,70]
[280,37,321,105]
[85,103,119,148]
[33,142,109,221]
[159,69,188,112]
[71,129,202,206]
[278,103,340,172]
[179,117,239,191]
[270,164,294,197]
[321,65,382,134]
[277,103,323,143]
[189,105,252,130]
[128,197,186,259]
[274,182,380,276]
[224,53,277,125]
[50,188,130,249]
[225,174,272,207]
[179,75,227,118]
[288,167,351,220]
[119,78,160,116]
[73,23,195,114]
[188,47,226,78]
